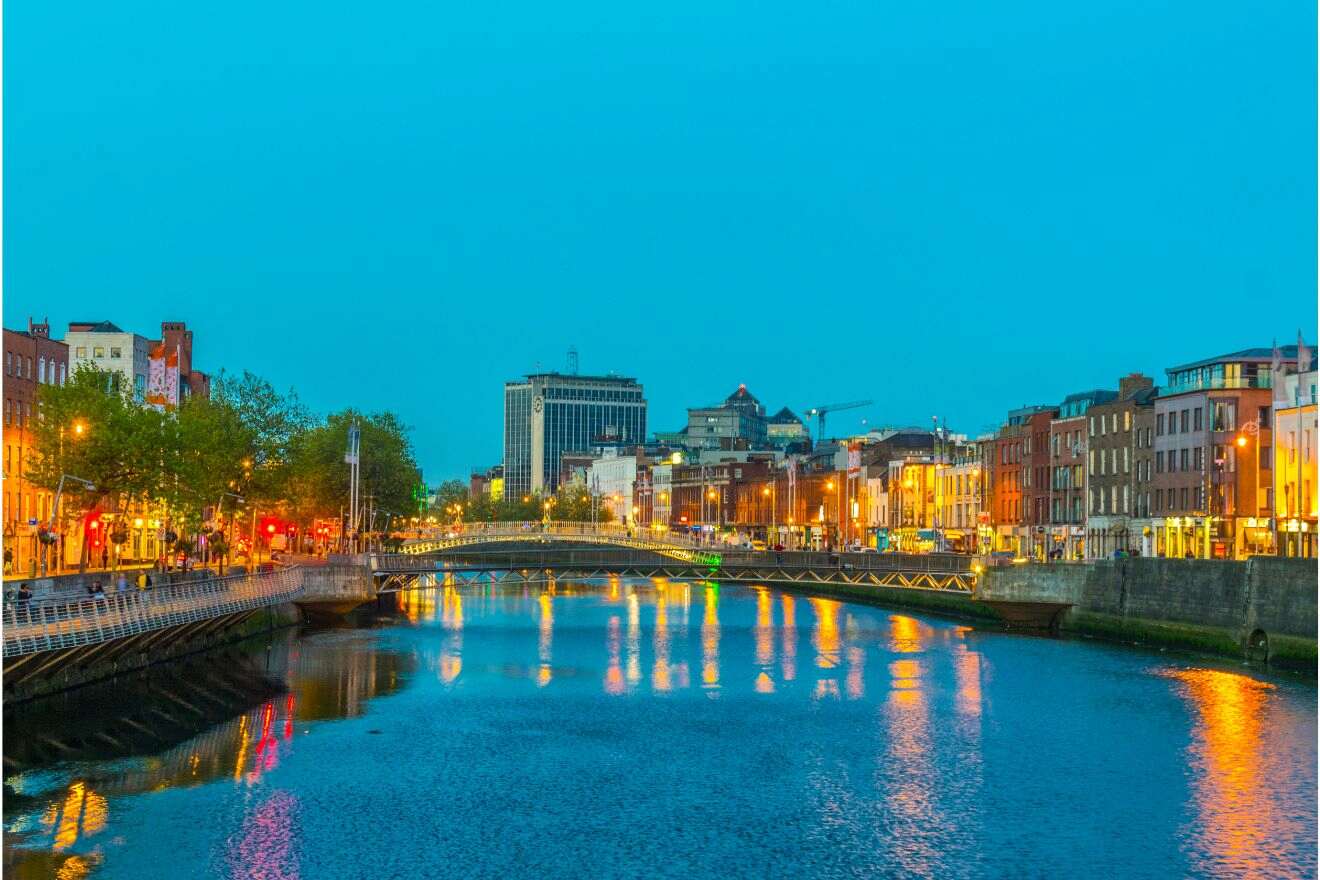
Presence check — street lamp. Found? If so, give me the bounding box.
[42,474,95,576]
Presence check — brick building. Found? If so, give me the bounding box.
[1084,374,1157,558]
[1153,348,1282,559]
[4,319,70,576]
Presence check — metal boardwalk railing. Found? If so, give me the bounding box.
[2,567,305,659]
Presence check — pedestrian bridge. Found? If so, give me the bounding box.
[373,543,977,595]
[400,522,710,556]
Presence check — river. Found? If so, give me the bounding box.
[4,578,1315,879]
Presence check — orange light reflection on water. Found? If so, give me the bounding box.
[1160,667,1302,878]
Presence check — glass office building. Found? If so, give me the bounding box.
[503,372,647,497]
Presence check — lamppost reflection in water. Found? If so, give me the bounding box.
[810,598,841,700]
[651,580,677,693]
[754,587,775,693]
[701,584,720,692]
[604,615,625,695]
[1160,667,1312,878]
[439,586,463,684]
[780,594,797,682]
[626,590,642,687]
[537,592,553,687]
[883,613,939,878]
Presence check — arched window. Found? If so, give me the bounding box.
[38,357,45,383]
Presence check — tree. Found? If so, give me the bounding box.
[285,410,421,529]
[211,370,312,506]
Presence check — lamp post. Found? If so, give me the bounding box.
[42,474,95,576]
[762,484,775,545]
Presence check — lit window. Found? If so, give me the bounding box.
[93,346,105,358]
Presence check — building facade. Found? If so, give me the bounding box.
[502,372,647,497]
[1085,374,1157,558]
[4,320,70,576]
[1273,361,1318,557]
[64,321,154,401]
[685,385,768,450]
[1152,348,1281,559]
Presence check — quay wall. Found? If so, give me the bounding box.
[977,558,1317,670]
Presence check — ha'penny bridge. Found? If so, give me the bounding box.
[2,522,989,701]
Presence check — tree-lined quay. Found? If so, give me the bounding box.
[8,364,422,581]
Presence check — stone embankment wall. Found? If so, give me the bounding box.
[977,558,1317,670]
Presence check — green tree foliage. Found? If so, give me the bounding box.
[29,366,169,514]
[285,410,421,525]
[211,370,312,506]
[31,366,422,540]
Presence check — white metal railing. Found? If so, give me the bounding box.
[2,566,305,659]
[400,522,711,554]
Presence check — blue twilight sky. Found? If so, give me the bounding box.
[5,1,1316,478]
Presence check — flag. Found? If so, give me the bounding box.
[164,345,180,408]
[1270,338,1284,394]
[145,342,167,410]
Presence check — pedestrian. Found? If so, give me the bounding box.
[137,570,148,590]
[87,579,99,598]
[100,546,109,569]
[15,583,32,624]
[92,581,106,600]
[117,572,129,593]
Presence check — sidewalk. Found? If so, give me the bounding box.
[4,561,159,584]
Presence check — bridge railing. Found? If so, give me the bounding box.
[403,522,711,551]
[373,546,972,575]
[2,566,305,659]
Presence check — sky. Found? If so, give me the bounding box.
[5,0,1316,479]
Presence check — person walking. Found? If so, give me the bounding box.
[117,573,129,593]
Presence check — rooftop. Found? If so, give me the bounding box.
[1165,345,1299,375]
[66,321,126,334]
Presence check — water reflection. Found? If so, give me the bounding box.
[882,614,939,876]
[1161,667,1311,878]
[3,581,1314,880]
[701,584,720,692]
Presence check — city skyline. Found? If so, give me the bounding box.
[5,1,1315,478]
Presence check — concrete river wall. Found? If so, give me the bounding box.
[976,557,1317,670]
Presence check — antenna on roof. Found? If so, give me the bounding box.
[567,346,579,375]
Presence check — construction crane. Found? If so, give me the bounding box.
[803,400,873,443]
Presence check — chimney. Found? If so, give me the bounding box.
[1118,372,1153,398]
[28,317,50,338]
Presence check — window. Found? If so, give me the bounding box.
[1180,487,1189,509]
[1156,488,1163,510]
[25,357,32,378]
[1193,447,1203,471]
[1157,413,1165,435]
[37,357,45,383]
[75,346,86,358]
[1260,444,1271,471]
[109,346,122,358]
[1193,407,1202,431]
[3,352,9,375]
[3,399,9,426]
[1156,451,1164,473]
[1180,409,1189,433]
[1212,400,1237,431]
[1112,413,1118,433]
[58,363,66,385]
[1123,447,1130,474]
[93,346,105,358]
[1258,406,1270,429]
[1180,448,1189,471]
[1100,417,1107,436]
[1124,411,1131,431]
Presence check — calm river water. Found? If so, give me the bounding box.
[4,579,1316,879]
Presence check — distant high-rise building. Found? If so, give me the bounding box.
[503,372,647,497]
